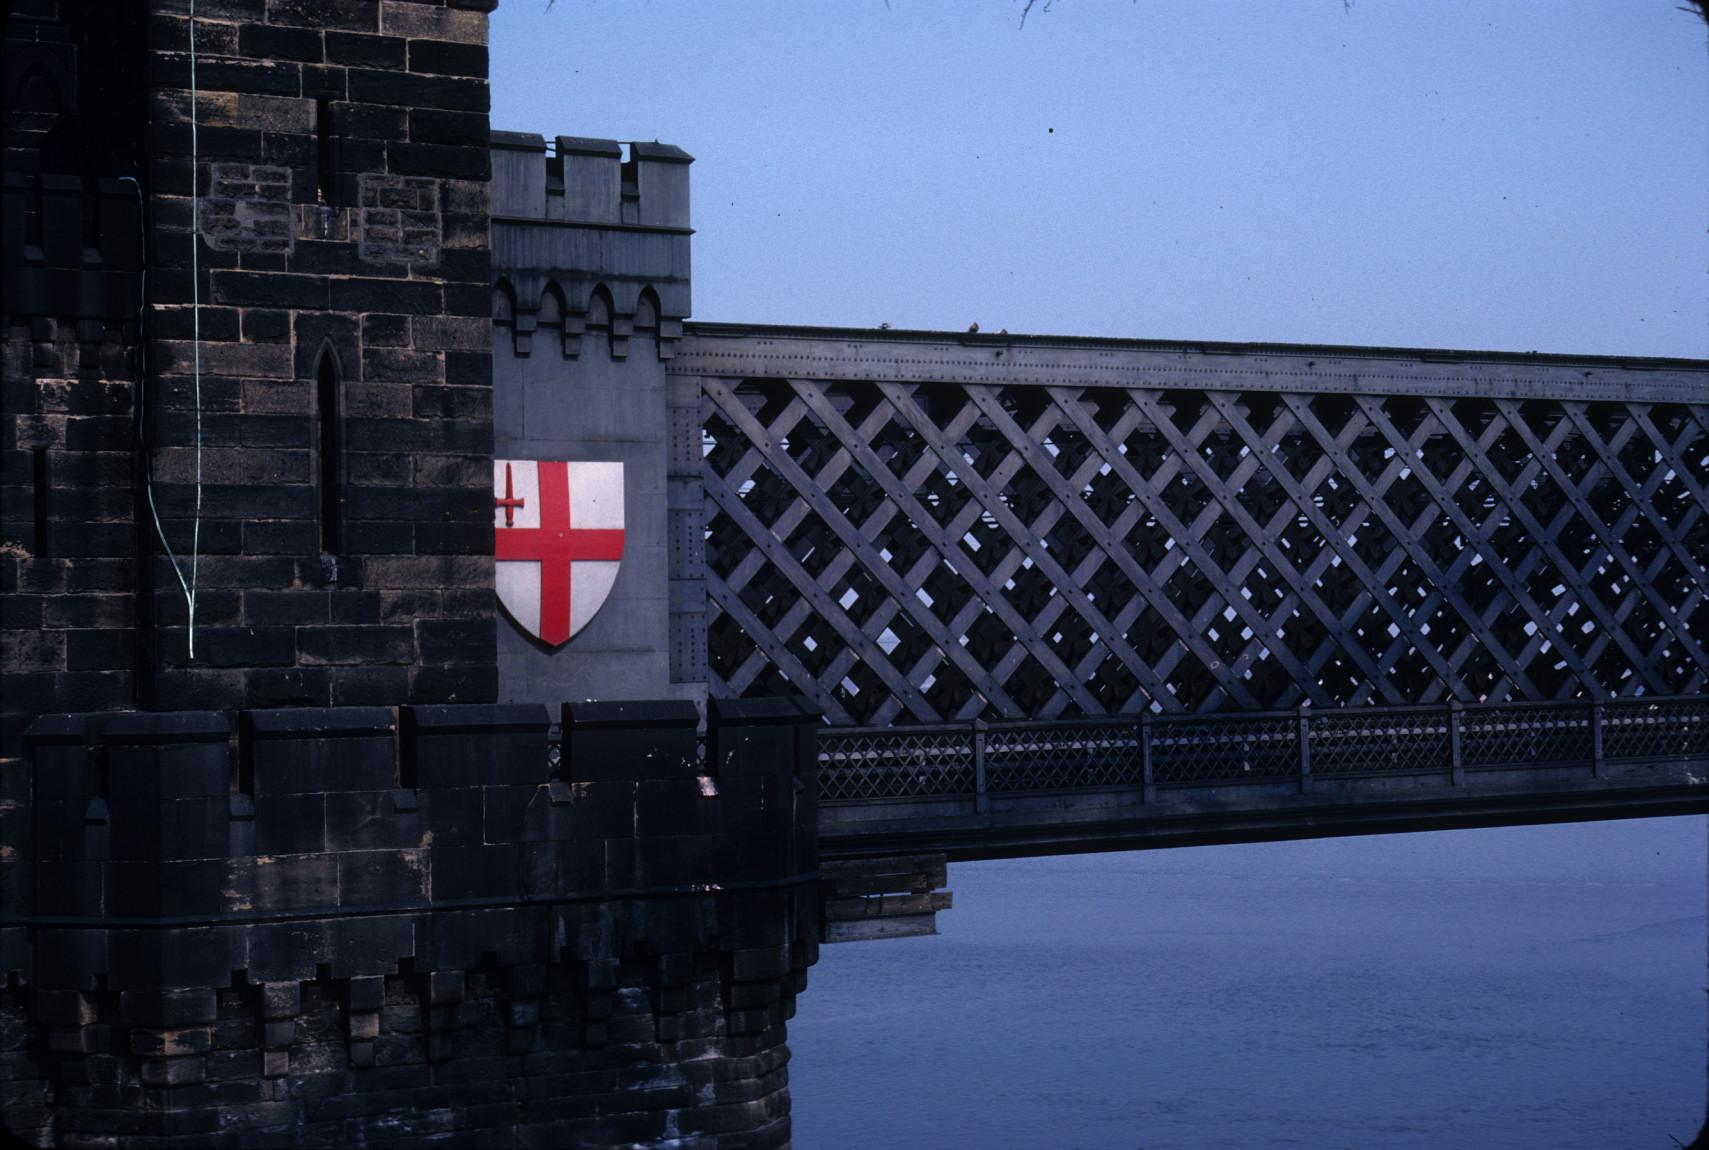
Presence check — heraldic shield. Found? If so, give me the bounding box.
[493,460,625,647]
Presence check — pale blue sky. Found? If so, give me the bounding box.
[490,1,1708,359]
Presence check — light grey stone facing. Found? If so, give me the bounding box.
[490,132,702,712]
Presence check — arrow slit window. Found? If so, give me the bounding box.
[316,347,343,556]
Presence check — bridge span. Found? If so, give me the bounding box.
[670,325,1709,937]
[810,693,1708,937]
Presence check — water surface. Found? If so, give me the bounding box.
[789,816,1707,1149]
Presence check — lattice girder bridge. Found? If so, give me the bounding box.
[669,326,1708,728]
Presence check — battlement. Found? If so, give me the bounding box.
[2,698,819,1148]
[10,698,818,953]
[490,130,693,231]
[488,130,694,362]
[0,172,141,321]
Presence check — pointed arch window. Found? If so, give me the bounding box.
[585,283,627,358]
[634,286,661,332]
[538,282,567,357]
[493,280,522,354]
[316,347,344,555]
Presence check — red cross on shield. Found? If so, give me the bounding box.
[493,460,625,647]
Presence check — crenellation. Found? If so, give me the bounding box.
[627,142,693,231]
[492,134,692,234]
[3,695,821,1145]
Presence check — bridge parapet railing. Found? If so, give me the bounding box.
[816,722,976,801]
[983,718,1143,792]
[1147,712,1298,786]
[814,695,1709,804]
[1304,705,1453,778]
[1459,701,1593,770]
[1600,696,1709,761]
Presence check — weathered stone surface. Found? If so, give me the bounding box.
[0,6,811,1145]
[4,701,821,1147]
[0,0,498,746]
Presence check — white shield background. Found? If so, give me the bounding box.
[493,459,625,645]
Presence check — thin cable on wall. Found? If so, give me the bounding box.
[187,0,203,661]
[120,174,194,653]
[129,0,203,660]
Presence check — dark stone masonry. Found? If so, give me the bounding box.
[3,698,819,1147]
[3,0,503,751]
[2,2,822,1146]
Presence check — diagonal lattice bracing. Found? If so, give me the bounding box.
[695,360,1709,725]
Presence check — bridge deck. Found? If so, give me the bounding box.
[815,697,1708,862]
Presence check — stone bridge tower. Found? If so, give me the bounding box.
[1,4,819,1147]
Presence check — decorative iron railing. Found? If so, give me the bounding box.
[688,337,1708,727]
[815,695,1709,804]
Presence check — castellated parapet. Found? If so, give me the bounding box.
[489,131,691,361]
[1,697,820,1148]
[491,133,691,229]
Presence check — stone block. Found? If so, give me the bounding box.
[325,789,420,851]
[261,982,301,1021]
[633,779,712,840]
[108,858,226,917]
[420,785,483,846]
[730,946,789,984]
[428,844,516,901]
[328,913,416,980]
[707,695,819,782]
[326,32,406,69]
[336,848,428,908]
[518,839,601,898]
[248,852,338,911]
[245,921,333,985]
[404,703,549,788]
[106,792,229,857]
[562,700,698,783]
[129,1026,213,1057]
[634,833,712,890]
[567,780,634,841]
[345,975,384,1014]
[480,783,538,844]
[254,792,327,855]
[243,707,396,794]
[103,711,233,803]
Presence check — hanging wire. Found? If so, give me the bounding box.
[187,0,203,660]
[128,0,203,660]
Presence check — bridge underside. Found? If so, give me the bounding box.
[820,770,1707,864]
[814,765,1705,939]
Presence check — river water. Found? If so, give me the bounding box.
[788,816,1706,1149]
